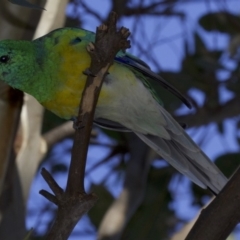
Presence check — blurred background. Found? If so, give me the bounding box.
[0,0,240,239]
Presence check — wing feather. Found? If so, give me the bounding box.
[114,54,192,109]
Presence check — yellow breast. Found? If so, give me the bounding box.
[41,41,113,119]
[40,32,137,119]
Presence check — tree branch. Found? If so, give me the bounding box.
[39,12,131,240]
[185,167,240,240]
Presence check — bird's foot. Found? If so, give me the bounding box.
[71,117,85,130]
[83,68,96,77]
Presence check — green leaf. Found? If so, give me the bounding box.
[199,12,240,34]
[215,153,240,178]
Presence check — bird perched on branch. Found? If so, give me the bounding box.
[0,28,227,194]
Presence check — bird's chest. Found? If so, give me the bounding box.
[41,72,115,120]
[41,63,152,122]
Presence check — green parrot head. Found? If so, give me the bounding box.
[0,28,95,103]
[0,40,37,90]
[0,39,54,102]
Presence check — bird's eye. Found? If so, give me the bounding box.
[70,37,82,45]
[0,55,10,63]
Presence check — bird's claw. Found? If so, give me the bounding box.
[120,27,131,38]
[72,117,85,130]
[87,42,95,52]
[83,68,96,77]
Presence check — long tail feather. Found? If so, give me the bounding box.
[136,132,227,194]
[133,104,228,194]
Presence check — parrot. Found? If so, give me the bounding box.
[0,27,227,194]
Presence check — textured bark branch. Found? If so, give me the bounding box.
[39,12,131,240]
[185,167,240,240]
